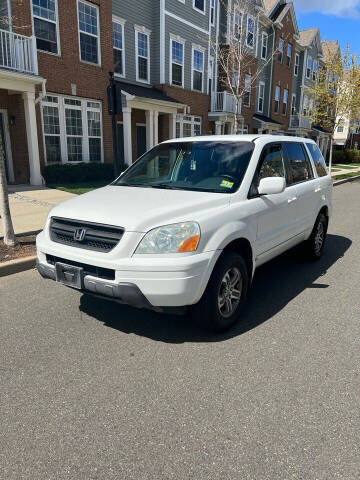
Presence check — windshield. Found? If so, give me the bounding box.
[114,141,255,193]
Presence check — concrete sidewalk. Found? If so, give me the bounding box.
[0,185,76,237]
[331,164,360,176]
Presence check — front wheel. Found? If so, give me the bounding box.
[191,252,249,333]
[303,213,328,261]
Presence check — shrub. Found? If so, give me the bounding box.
[42,162,125,184]
[332,150,347,164]
[345,149,360,163]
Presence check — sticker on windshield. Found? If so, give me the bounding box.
[220,180,234,189]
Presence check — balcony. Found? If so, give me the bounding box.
[0,29,38,76]
[211,91,242,115]
[290,114,312,130]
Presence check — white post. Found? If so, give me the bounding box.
[146,110,154,150]
[215,121,222,135]
[30,36,39,75]
[153,111,159,146]
[169,112,177,139]
[122,107,132,165]
[22,92,42,185]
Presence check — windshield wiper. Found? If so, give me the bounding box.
[116,182,153,188]
[148,183,182,190]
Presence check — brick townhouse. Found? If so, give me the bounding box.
[0,0,113,185]
[0,0,338,185]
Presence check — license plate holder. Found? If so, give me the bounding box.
[55,262,83,289]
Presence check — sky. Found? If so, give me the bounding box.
[293,0,360,53]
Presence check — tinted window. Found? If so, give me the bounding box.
[115,142,254,194]
[307,143,328,177]
[249,145,286,196]
[258,145,286,181]
[284,143,313,184]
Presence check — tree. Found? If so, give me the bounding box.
[211,0,284,133]
[0,139,17,246]
[304,45,360,171]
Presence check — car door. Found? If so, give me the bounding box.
[283,142,320,235]
[249,143,298,260]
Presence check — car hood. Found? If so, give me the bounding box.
[49,185,230,232]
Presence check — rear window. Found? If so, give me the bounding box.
[306,143,328,177]
[284,142,314,184]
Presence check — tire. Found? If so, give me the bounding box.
[303,213,328,261]
[191,252,249,333]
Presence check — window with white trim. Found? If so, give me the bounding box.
[258,82,265,113]
[278,38,283,63]
[170,38,184,87]
[232,70,239,88]
[274,86,280,114]
[282,89,288,115]
[192,47,204,92]
[312,60,318,81]
[291,94,296,115]
[193,0,205,13]
[233,8,242,39]
[113,18,125,76]
[210,0,215,26]
[136,29,150,83]
[294,53,300,76]
[286,44,292,67]
[176,115,202,137]
[244,74,251,107]
[261,32,268,60]
[306,56,312,79]
[41,95,103,164]
[0,0,11,31]
[78,0,100,65]
[32,0,59,54]
[246,15,255,47]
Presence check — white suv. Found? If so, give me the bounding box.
[37,135,332,331]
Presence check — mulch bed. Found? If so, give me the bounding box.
[0,235,37,263]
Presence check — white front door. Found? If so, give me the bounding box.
[249,143,298,262]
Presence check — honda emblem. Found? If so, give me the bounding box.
[74,228,86,242]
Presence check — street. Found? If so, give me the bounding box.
[1,180,359,480]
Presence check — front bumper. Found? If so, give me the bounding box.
[36,231,219,308]
[37,260,159,311]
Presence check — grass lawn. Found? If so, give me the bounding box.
[333,171,360,181]
[334,164,360,170]
[47,181,109,195]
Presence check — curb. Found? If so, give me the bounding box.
[333,174,360,186]
[0,255,37,278]
[0,229,42,241]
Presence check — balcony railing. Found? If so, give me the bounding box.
[290,114,312,130]
[0,29,38,75]
[211,91,242,114]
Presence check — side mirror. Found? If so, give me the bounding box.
[258,177,286,195]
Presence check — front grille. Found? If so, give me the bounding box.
[46,255,115,280]
[50,217,124,252]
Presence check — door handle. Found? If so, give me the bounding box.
[287,197,297,204]
[315,187,322,193]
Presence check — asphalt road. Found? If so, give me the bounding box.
[1,181,360,480]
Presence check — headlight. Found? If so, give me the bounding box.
[135,222,200,254]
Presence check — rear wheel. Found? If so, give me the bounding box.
[191,252,249,333]
[303,213,328,261]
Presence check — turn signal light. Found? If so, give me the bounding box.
[177,235,200,253]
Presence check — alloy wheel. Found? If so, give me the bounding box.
[218,267,243,318]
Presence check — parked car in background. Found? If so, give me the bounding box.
[37,135,332,332]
